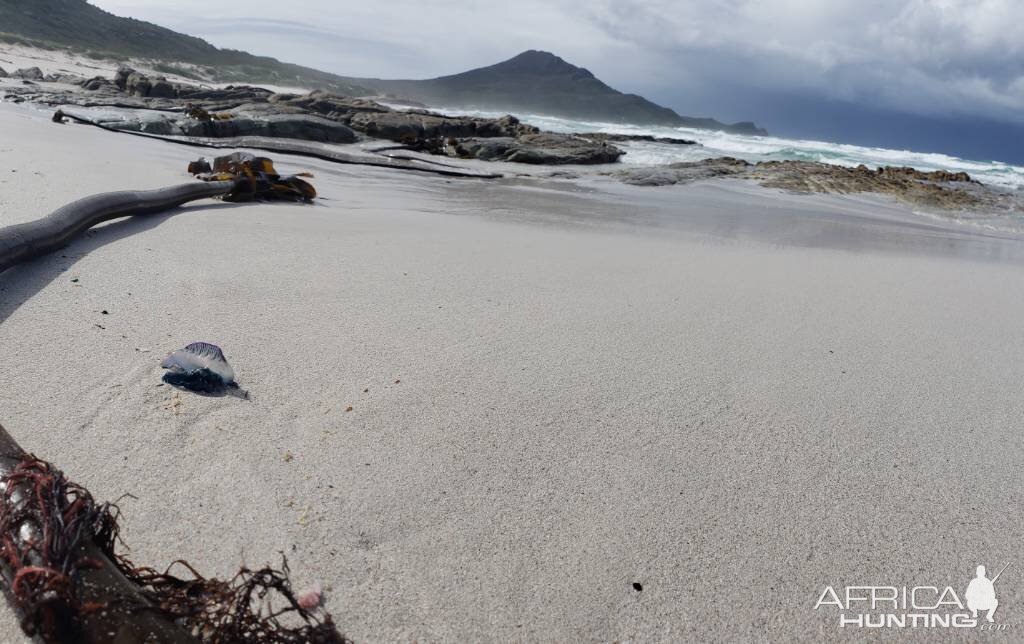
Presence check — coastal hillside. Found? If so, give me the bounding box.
[346,50,767,135]
[0,0,373,94]
[0,1,764,135]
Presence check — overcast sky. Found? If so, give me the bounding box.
[89,0,1024,159]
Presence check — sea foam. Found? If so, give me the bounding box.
[421,106,1024,193]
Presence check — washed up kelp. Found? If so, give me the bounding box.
[0,425,348,643]
[189,152,317,203]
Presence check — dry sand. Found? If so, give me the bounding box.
[1,102,1023,642]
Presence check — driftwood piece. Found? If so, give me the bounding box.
[0,181,236,275]
[0,423,198,643]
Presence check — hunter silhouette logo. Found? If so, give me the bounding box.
[966,563,1009,622]
[815,563,1013,629]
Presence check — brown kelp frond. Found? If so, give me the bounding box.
[187,152,317,203]
[0,453,120,638]
[120,559,347,644]
[0,453,348,643]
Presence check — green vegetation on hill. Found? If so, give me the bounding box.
[0,1,765,134]
[0,0,372,94]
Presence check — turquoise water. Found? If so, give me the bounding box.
[424,107,1024,193]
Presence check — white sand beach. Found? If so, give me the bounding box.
[1,102,1023,641]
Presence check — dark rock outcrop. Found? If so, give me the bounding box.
[750,161,983,208]
[98,68,281,106]
[477,115,540,138]
[80,76,118,92]
[114,67,160,97]
[13,67,44,81]
[42,72,85,84]
[616,157,750,186]
[193,114,356,143]
[0,66,7,78]
[451,134,624,165]
[269,91,390,117]
[177,85,274,103]
[15,66,627,164]
[868,165,975,184]
[149,77,176,98]
[345,110,539,141]
[578,132,699,146]
[125,71,151,96]
[91,112,356,143]
[614,158,995,210]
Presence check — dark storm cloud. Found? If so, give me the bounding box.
[90,1,1024,128]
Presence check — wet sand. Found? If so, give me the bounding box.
[1,103,1023,642]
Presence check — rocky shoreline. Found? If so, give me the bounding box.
[3,65,1020,214]
[613,157,1022,212]
[3,66,628,165]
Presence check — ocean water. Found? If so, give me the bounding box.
[424,107,1024,193]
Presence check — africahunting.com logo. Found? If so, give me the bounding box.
[815,563,1013,631]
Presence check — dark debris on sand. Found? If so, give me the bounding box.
[0,453,348,643]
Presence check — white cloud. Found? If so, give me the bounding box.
[88,0,1024,123]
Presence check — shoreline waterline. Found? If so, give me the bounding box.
[417,105,1024,193]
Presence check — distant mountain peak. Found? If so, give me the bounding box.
[496,50,594,78]
[508,50,563,64]
[346,51,766,135]
[0,0,765,135]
